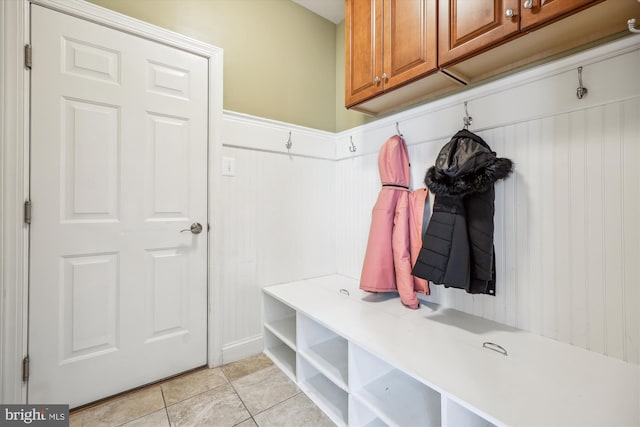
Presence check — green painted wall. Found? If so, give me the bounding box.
[88,0,340,132]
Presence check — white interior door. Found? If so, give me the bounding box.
[28,4,208,408]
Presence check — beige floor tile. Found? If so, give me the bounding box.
[231,365,299,416]
[69,411,83,427]
[161,367,228,406]
[222,353,273,382]
[234,418,258,427]
[120,409,170,427]
[68,354,328,427]
[167,383,251,427]
[253,393,336,427]
[76,385,165,427]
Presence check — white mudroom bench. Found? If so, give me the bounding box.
[262,275,639,427]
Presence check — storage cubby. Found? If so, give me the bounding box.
[263,276,640,427]
[263,294,296,349]
[298,357,349,426]
[263,329,296,380]
[349,397,388,427]
[349,343,441,427]
[442,397,496,427]
[263,294,297,380]
[297,313,348,391]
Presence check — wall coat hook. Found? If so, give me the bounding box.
[349,136,357,153]
[395,122,403,137]
[463,101,473,129]
[576,66,588,99]
[285,131,292,151]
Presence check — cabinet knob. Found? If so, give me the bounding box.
[505,8,516,18]
[374,76,380,84]
[382,73,389,80]
[523,0,533,9]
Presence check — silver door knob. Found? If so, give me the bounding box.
[505,8,516,18]
[374,76,380,84]
[181,222,203,234]
[382,73,388,80]
[523,0,533,9]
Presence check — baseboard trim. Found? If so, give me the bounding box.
[221,335,264,365]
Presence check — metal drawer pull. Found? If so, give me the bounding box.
[483,341,508,356]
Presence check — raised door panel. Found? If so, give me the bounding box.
[345,0,384,107]
[438,0,520,66]
[520,0,597,30]
[383,0,437,89]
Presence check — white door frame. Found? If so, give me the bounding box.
[0,0,224,404]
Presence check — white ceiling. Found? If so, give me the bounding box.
[292,0,345,24]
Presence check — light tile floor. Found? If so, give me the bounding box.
[69,353,335,427]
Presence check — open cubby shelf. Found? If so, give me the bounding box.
[263,275,639,427]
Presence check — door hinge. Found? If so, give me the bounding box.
[24,200,32,224]
[22,356,29,382]
[24,45,32,69]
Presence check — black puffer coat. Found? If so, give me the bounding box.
[411,129,512,295]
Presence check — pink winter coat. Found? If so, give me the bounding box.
[360,135,429,309]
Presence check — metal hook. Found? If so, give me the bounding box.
[628,18,640,34]
[463,101,473,129]
[349,136,357,153]
[285,131,292,150]
[576,66,588,99]
[395,122,403,137]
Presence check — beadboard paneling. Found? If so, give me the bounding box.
[334,38,640,364]
[224,38,639,366]
[336,96,640,365]
[220,126,336,362]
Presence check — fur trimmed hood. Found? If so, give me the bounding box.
[425,129,513,196]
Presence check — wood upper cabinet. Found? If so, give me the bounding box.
[346,0,626,114]
[345,0,437,108]
[383,0,438,89]
[438,0,599,66]
[345,0,383,107]
[520,0,597,30]
[438,0,520,67]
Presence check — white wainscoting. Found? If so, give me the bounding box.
[221,36,640,365]
[220,113,337,362]
[336,37,640,365]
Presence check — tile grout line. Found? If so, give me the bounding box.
[160,385,172,427]
[252,390,304,416]
[161,367,231,408]
[73,355,306,427]
[223,368,258,426]
[110,386,168,427]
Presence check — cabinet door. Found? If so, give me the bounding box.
[520,0,597,30]
[438,0,520,66]
[383,0,437,90]
[345,0,384,107]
